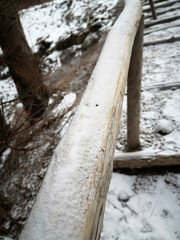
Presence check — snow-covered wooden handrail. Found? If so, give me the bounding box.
[19,0,143,239]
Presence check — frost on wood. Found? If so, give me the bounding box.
[19,0,142,239]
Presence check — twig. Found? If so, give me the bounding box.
[106,198,128,223]
[6,140,49,152]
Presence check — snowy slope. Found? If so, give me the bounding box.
[0,0,121,105]
[20,0,121,69]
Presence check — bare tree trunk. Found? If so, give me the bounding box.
[0,109,7,153]
[0,0,49,122]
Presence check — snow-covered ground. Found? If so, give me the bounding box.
[20,0,120,70]
[102,173,180,240]
[0,0,180,239]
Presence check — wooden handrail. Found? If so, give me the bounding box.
[19,0,142,239]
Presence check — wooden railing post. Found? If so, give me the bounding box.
[127,16,144,151]
[149,0,157,20]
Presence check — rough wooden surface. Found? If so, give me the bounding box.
[114,152,180,169]
[19,0,142,239]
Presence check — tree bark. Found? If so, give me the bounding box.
[0,108,8,153]
[0,0,49,122]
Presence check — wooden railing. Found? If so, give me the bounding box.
[19,0,143,239]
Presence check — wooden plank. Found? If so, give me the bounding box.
[144,36,180,46]
[127,16,144,151]
[143,0,168,6]
[19,1,142,240]
[144,24,180,35]
[114,152,180,169]
[154,6,180,17]
[145,15,180,28]
[143,0,179,12]
[144,6,180,20]
[143,81,180,91]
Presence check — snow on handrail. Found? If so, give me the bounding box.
[19,0,142,239]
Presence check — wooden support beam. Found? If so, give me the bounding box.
[19,1,142,239]
[113,152,180,169]
[145,15,180,28]
[148,0,157,20]
[127,16,144,151]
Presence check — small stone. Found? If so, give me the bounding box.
[155,119,173,135]
[117,191,129,202]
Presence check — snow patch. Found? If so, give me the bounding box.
[52,92,76,116]
[63,92,76,108]
[0,148,11,170]
[101,173,180,240]
[164,131,180,150]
